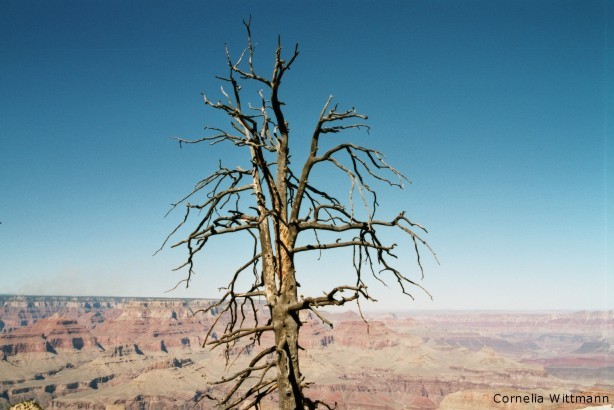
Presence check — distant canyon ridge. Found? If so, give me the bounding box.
[0,295,612,409]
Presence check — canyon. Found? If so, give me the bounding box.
[0,295,612,409]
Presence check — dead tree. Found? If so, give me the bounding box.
[159,19,436,410]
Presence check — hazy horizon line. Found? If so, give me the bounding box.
[1,294,611,313]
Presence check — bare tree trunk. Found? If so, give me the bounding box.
[272,301,303,409]
[272,227,303,410]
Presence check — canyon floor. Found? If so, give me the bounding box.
[0,295,612,409]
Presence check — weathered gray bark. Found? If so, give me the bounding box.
[159,18,436,410]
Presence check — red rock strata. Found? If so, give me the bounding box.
[1,296,612,409]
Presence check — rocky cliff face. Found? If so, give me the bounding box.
[1,296,612,409]
[2,315,101,357]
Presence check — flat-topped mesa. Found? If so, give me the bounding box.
[0,314,101,356]
[0,296,226,357]
[333,320,401,349]
[0,296,120,332]
[90,302,214,353]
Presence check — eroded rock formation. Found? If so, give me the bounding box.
[0,296,612,409]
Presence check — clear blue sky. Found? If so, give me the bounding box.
[1,1,611,310]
